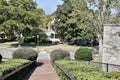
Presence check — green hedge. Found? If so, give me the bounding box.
[50,49,70,62]
[0,59,30,77]
[13,47,38,61]
[55,60,120,80]
[75,47,93,61]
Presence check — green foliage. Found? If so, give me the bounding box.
[50,49,70,62]
[23,36,36,43]
[22,28,47,44]
[0,59,30,77]
[0,0,45,42]
[0,54,2,62]
[104,72,120,79]
[32,28,48,43]
[42,14,55,29]
[39,33,48,42]
[54,0,95,42]
[87,0,119,34]
[52,41,59,45]
[75,48,92,61]
[55,60,120,80]
[13,47,38,61]
[87,0,120,24]
[112,17,120,24]
[87,0,120,54]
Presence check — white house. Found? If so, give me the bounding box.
[41,18,60,42]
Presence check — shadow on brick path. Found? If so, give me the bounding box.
[24,60,60,80]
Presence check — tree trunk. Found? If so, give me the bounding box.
[98,34,103,56]
[18,33,21,47]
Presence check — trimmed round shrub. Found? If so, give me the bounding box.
[12,47,38,61]
[75,47,92,61]
[0,54,2,62]
[50,49,70,62]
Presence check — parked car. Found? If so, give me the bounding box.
[89,38,99,46]
[65,39,74,45]
[75,40,90,46]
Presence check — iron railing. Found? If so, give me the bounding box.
[81,61,120,72]
[54,60,120,80]
[54,62,76,80]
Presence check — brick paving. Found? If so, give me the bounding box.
[24,60,60,80]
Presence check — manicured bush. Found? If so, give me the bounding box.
[12,47,38,61]
[0,54,2,62]
[75,47,92,61]
[50,49,70,62]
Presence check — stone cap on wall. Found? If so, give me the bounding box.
[104,24,120,27]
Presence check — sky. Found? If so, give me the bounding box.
[36,0,63,14]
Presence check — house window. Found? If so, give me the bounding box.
[50,34,54,38]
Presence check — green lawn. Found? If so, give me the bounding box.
[0,41,101,62]
[37,44,80,53]
[0,41,80,53]
[0,41,18,48]
[93,56,102,62]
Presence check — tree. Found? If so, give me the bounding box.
[42,14,55,29]
[111,0,120,23]
[87,0,120,54]
[0,0,45,46]
[54,0,95,42]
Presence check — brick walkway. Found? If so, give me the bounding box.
[24,60,60,80]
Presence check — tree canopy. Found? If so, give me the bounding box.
[42,14,55,29]
[87,0,120,54]
[0,0,45,39]
[54,0,95,42]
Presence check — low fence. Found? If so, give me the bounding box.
[0,61,36,80]
[54,60,120,80]
[80,61,120,72]
[54,62,76,80]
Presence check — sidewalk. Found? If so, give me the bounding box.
[23,49,60,80]
[24,60,60,80]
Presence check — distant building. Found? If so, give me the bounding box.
[41,18,60,42]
